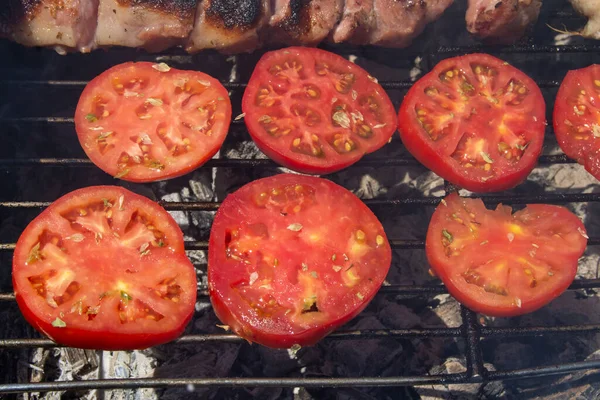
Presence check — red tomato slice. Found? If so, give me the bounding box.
[13,186,197,350]
[426,193,588,317]
[242,47,397,174]
[75,62,232,182]
[208,174,391,348]
[399,53,546,192]
[553,64,600,181]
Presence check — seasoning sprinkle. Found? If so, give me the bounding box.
[480,151,494,164]
[152,62,171,72]
[52,317,67,328]
[249,272,258,285]
[85,113,98,122]
[234,113,245,121]
[356,292,364,300]
[287,223,303,232]
[332,265,342,272]
[310,271,318,279]
[442,229,453,243]
[67,233,85,242]
[302,263,308,272]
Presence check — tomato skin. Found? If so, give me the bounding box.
[75,62,232,183]
[553,65,600,181]
[426,193,587,317]
[242,47,397,175]
[13,186,196,350]
[398,53,546,192]
[208,174,391,348]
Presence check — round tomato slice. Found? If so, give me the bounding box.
[208,174,391,348]
[426,193,588,317]
[242,47,397,174]
[13,186,197,350]
[553,65,600,181]
[398,53,546,192]
[75,62,232,182]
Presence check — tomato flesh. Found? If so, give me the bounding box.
[13,186,197,350]
[75,62,232,182]
[208,174,391,348]
[399,53,546,192]
[426,193,588,317]
[553,64,600,181]
[242,47,397,174]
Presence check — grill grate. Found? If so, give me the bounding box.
[1,3,600,397]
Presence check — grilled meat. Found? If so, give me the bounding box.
[570,0,600,39]
[331,0,453,47]
[269,0,344,46]
[95,0,197,52]
[0,0,98,53]
[466,0,542,44]
[186,0,270,53]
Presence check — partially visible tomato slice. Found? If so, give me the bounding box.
[553,64,600,181]
[426,193,588,317]
[13,186,197,350]
[399,53,546,192]
[75,62,232,182]
[242,47,397,174]
[208,174,392,348]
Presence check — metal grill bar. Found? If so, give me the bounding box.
[0,193,598,212]
[0,374,470,395]
[0,154,577,167]
[0,79,565,89]
[1,358,600,395]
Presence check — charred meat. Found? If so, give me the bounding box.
[466,0,542,44]
[186,0,270,53]
[0,0,98,53]
[268,0,345,46]
[331,0,453,47]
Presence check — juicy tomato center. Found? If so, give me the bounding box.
[253,54,388,159]
[416,62,533,179]
[23,196,183,325]
[213,179,389,333]
[559,74,600,148]
[435,196,586,308]
[81,65,228,179]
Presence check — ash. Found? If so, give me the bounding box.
[2,1,600,399]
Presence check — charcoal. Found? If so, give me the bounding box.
[415,357,507,399]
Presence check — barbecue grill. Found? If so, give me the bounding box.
[1,1,600,398]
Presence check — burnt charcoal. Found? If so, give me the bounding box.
[492,342,535,370]
[416,357,507,399]
[378,302,421,329]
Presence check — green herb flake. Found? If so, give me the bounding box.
[480,151,494,164]
[442,229,454,243]
[102,198,113,208]
[287,223,303,232]
[157,239,165,247]
[85,113,98,122]
[26,243,41,264]
[310,271,318,279]
[356,292,364,300]
[114,169,130,179]
[121,291,132,301]
[51,317,67,328]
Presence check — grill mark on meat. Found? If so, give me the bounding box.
[115,0,197,20]
[268,0,344,45]
[272,0,312,38]
[186,0,269,53]
[205,0,262,31]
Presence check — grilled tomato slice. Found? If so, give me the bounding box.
[399,53,546,192]
[553,64,600,181]
[426,193,588,317]
[208,174,392,348]
[13,186,197,350]
[75,62,232,182]
[242,47,397,174]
